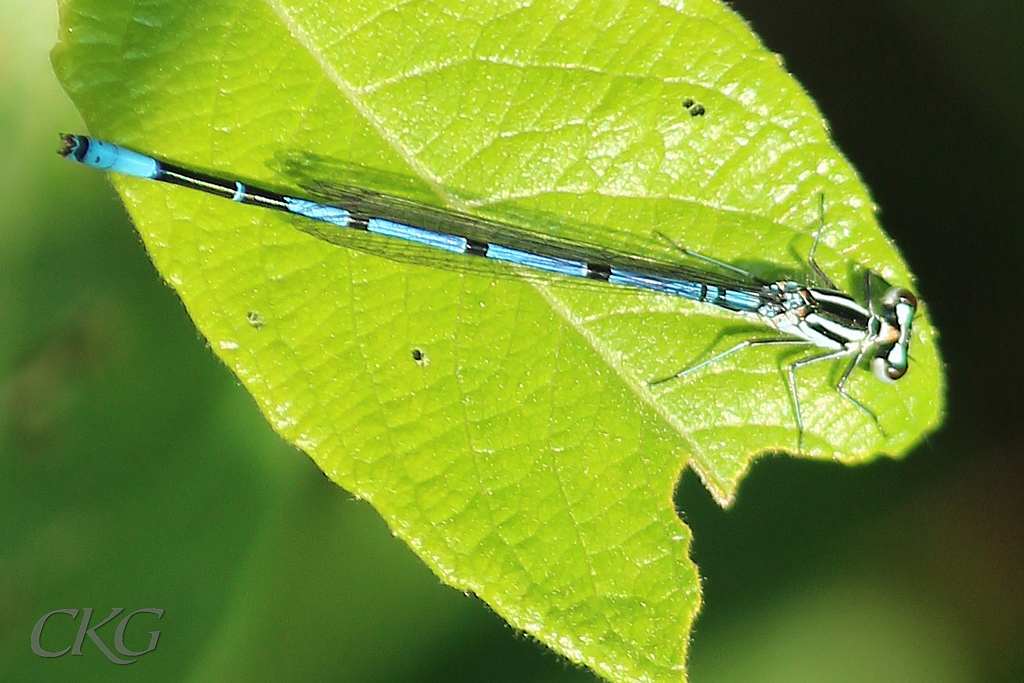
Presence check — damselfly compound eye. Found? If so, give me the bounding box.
[883,287,917,312]
[872,350,908,382]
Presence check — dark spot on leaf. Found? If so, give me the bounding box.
[683,98,706,116]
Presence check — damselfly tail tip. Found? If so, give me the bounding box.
[58,133,82,159]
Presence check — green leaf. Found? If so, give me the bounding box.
[52,0,945,681]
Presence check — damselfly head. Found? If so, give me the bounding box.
[871,287,917,382]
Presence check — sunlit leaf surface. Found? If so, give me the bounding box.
[53,0,944,680]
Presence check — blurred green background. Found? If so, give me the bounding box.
[1,0,1021,681]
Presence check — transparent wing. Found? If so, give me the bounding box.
[294,180,763,293]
